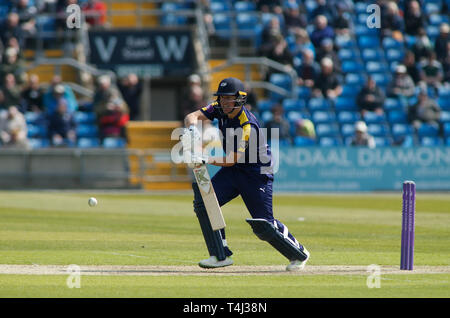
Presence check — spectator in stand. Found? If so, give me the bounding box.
[404,0,427,36]
[412,28,433,63]
[387,65,416,101]
[310,15,335,49]
[296,49,320,88]
[408,89,441,131]
[403,50,421,84]
[380,1,404,38]
[444,42,450,83]
[0,105,29,149]
[350,121,375,148]
[356,77,386,117]
[295,118,316,141]
[43,76,78,115]
[256,0,283,13]
[82,0,107,28]
[98,98,129,141]
[290,28,315,58]
[1,73,23,111]
[0,13,24,48]
[265,35,294,79]
[0,47,26,86]
[315,38,342,76]
[92,75,122,119]
[434,23,449,64]
[260,17,285,56]
[418,51,444,97]
[181,84,206,120]
[333,3,351,37]
[283,2,307,32]
[264,104,291,144]
[11,0,38,44]
[311,0,337,26]
[313,57,342,99]
[21,74,45,113]
[118,73,142,121]
[48,99,77,147]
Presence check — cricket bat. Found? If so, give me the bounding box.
[192,165,226,230]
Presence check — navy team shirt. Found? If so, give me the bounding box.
[200,102,273,175]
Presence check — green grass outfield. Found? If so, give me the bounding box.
[0,191,449,298]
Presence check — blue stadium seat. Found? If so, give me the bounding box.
[319,136,342,147]
[417,124,439,137]
[337,111,361,125]
[103,137,126,148]
[444,123,450,137]
[294,136,316,146]
[25,112,46,125]
[76,124,99,138]
[257,100,274,112]
[358,35,379,48]
[77,137,100,148]
[367,123,390,137]
[338,48,358,61]
[308,97,331,112]
[374,136,392,147]
[426,25,440,40]
[446,136,450,146]
[236,13,262,43]
[28,138,50,149]
[342,61,364,73]
[316,124,340,138]
[213,14,232,38]
[429,14,449,26]
[386,48,405,63]
[438,97,450,111]
[384,98,403,112]
[364,112,387,124]
[74,112,96,125]
[341,85,358,98]
[335,35,356,49]
[420,136,443,146]
[366,61,389,74]
[341,123,356,138]
[424,2,441,15]
[370,73,391,88]
[36,16,56,38]
[345,73,366,87]
[311,111,336,124]
[282,99,306,112]
[260,110,273,123]
[438,86,450,98]
[440,111,450,124]
[391,123,414,141]
[27,124,48,138]
[296,86,311,100]
[382,37,403,50]
[210,1,231,12]
[269,73,292,101]
[361,48,384,62]
[286,111,303,123]
[234,1,256,11]
[387,110,408,124]
[334,96,358,112]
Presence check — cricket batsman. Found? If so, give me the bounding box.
[181,77,309,271]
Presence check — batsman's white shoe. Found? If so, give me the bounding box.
[198,256,233,269]
[286,248,310,271]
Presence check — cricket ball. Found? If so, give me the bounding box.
[88,197,98,207]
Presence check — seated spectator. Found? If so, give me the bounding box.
[387,65,416,100]
[98,98,129,141]
[444,42,450,83]
[0,105,29,149]
[311,0,337,26]
[82,0,108,28]
[434,23,449,64]
[260,17,285,56]
[290,28,315,58]
[283,2,307,32]
[181,84,206,120]
[403,50,421,84]
[0,47,26,86]
[265,35,294,79]
[404,0,427,36]
[350,121,375,148]
[356,77,385,116]
[296,49,320,88]
[21,74,45,113]
[93,75,122,119]
[0,13,24,49]
[118,73,142,121]
[380,1,404,40]
[264,104,291,144]
[333,3,351,36]
[315,38,341,75]
[48,99,77,147]
[1,73,23,111]
[295,118,316,141]
[419,51,444,96]
[256,0,282,13]
[310,15,334,48]
[313,57,342,99]
[412,28,433,63]
[408,89,441,131]
[12,0,38,45]
[43,75,78,114]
